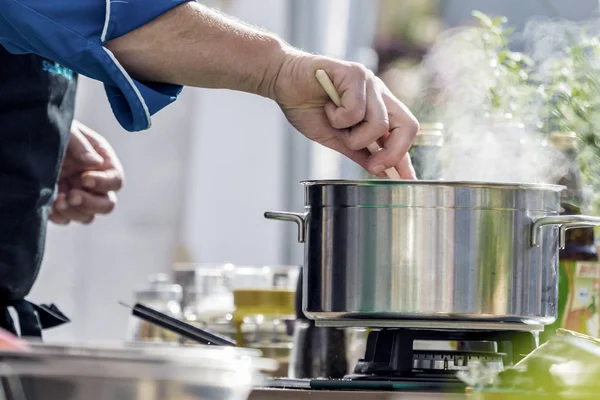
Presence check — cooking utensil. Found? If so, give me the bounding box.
[314,69,401,180]
[120,302,237,346]
[126,273,183,343]
[265,180,600,326]
[0,342,275,400]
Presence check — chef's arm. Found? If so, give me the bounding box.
[106,2,287,100]
[108,2,417,177]
[0,0,418,176]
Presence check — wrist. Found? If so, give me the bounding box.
[256,37,299,100]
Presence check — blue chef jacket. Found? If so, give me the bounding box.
[0,0,194,132]
[0,0,192,337]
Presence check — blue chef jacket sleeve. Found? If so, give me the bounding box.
[0,0,195,132]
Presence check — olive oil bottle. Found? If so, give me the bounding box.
[540,132,600,343]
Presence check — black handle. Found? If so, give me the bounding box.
[131,303,236,346]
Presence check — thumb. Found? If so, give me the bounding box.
[69,121,104,166]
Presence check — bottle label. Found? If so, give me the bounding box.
[559,261,600,337]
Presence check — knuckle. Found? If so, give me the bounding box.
[406,118,420,137]
[375,118,390,134]
[61,209,75,219]
[344,136,363,151]
[350,62,368,78]
[330,114,350,129]
[110,170,124,191]
[347,109,365,126]
[331,110,362,129]
[345,126,388,152]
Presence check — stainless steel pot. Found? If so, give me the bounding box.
[265,180,600,327]
[0,342,276,400]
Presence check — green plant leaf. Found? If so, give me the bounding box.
[472,10,494,29]
[492,16,508,26]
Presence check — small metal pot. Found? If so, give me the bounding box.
[0,342,275,400]
[265,180,600,327]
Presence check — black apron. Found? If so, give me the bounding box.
[0,46,72,337]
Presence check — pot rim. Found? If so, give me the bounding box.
[299,179,565,191]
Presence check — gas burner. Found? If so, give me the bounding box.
[412,349,504,372]
[268,328,538,394]
[350,328,537,382]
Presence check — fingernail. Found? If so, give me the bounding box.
[371,164,385,175]
[83,177,95,188]
[56,200,67,211]
[69,195,82,206]
[81,153,103,165]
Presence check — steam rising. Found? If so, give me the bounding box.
[416,17,600,185]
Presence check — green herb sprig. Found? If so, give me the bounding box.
[472,11,600,215]
[471,11,536,119]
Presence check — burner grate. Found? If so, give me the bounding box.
[412,349,504,371]
[351,328,537,379]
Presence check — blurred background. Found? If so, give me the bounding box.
[28,0,600,342]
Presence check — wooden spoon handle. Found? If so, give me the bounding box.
[315,69,401,180]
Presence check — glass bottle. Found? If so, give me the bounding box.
[232,288,295,377]
[409,122,444,180]
[126,273,183,343]
[180,265,236,344]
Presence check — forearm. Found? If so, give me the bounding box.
[106,2,292,99]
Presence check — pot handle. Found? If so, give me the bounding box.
[264,211,308,243]
[531,215,600,249]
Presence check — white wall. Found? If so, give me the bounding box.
[29,0,290,342]
[180,0,289,265]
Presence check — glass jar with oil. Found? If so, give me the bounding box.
[232,288,295,377]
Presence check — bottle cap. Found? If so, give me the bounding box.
[414,122,444,146]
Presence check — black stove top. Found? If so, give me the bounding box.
[270,327,538,393]
[340,327,537,391]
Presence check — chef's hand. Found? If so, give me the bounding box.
[274,54,419,179]
[50,120,124,225]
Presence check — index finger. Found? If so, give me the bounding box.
[367,88,419,173]
[396,153,417,180]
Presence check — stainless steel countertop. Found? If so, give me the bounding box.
[249,388,467,400]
